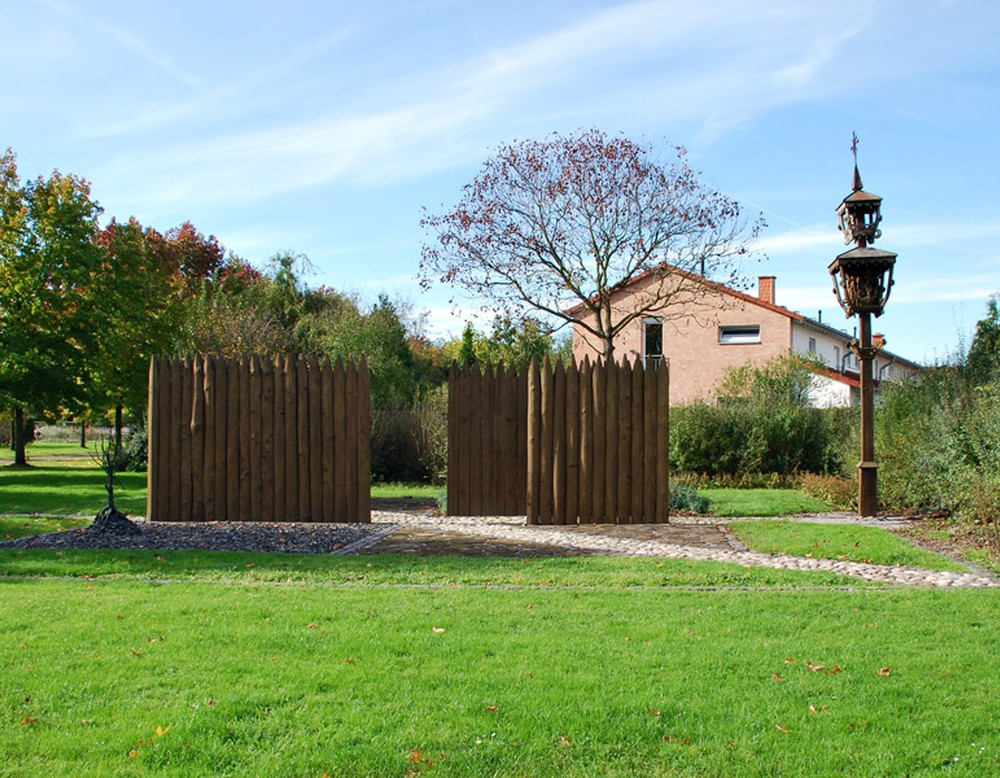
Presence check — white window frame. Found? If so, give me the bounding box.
[718,325,761,345]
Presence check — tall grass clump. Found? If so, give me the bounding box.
[872,298,1000,550]
[875,370,1000,515]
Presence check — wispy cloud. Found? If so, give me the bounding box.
[37,0,202,87]
[753,227,841,254]
[92,0,887,211]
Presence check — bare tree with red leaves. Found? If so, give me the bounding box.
[420,129,764,360]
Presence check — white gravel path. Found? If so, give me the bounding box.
[373,511,1000,589]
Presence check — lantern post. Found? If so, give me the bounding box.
[829,135,897,517]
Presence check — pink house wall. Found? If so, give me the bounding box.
[572,273,793,404]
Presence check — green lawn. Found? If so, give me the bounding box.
[730,520,968,572]
[0,548,866,588]
[0,440,99,460]
[1,459,992,774]
[371,482,445,501]
[705,488,832,517]
[0,464,147,517]
[0,574,997,776]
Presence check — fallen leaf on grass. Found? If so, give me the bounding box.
[432,627,445,634]
[130,649,142,658]
[645,708,662,716]
[345,658,355,664]
[307,623,319,629]
[806,662,824,672]
[775,724,789,733]
[878,667,892,677]
[809,705,829,714]
[21,717,37,727]
[784,657,794,664]
[771,673,786,682]
[557,736,572,747]
[484,706,497,713]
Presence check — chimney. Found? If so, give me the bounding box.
[758,276,776,305]
[873,332,886,350]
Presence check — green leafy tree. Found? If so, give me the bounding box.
[966,295,1000,384]
[0,150,105,464]
[87,218,183,449]
[322,295,418,407]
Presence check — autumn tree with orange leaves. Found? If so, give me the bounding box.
[420,129,764,361]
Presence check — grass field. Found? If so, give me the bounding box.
[0,572,997,777]
[2,449,995,775]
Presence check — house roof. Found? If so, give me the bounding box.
[567,262,921,370]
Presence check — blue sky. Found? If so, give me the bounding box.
[5,0,999,364]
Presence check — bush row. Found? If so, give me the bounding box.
[669,402,852,478]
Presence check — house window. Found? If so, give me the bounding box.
[808,337,817,354]
[834,346,841,371]
[718,325,760,345]
[644,318,663,366]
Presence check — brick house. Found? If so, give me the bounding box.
[570,269,921,407]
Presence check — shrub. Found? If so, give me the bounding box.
[370,404,425,483]
[370,387,449,484]
[412,385,448,485]
[799,473,856,511]
[869,362,1000,541]
[669,483,709,514]
[670,402,847,479]
[670,354,851,480]
[120,424,148,472]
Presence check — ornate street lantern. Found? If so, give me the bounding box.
[829,135,896,517]
[829,163,896,317]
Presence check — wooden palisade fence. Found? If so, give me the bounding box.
[147,354,371,523]
[447,362,528,516]
[448,357,669,525]
[527,356,669,525]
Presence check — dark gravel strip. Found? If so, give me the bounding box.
[0,520,399,554]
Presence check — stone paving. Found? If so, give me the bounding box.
[364,510,1000,589]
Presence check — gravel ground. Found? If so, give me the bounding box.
[0,518,397,555]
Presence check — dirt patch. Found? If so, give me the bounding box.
[371,497,439,515]
[358,520,739,557]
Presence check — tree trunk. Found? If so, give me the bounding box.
[600,305,615,364]
[603,335,615,364]
[80,421,87,448]
[12,407,27,466]
[115,405,124,455]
